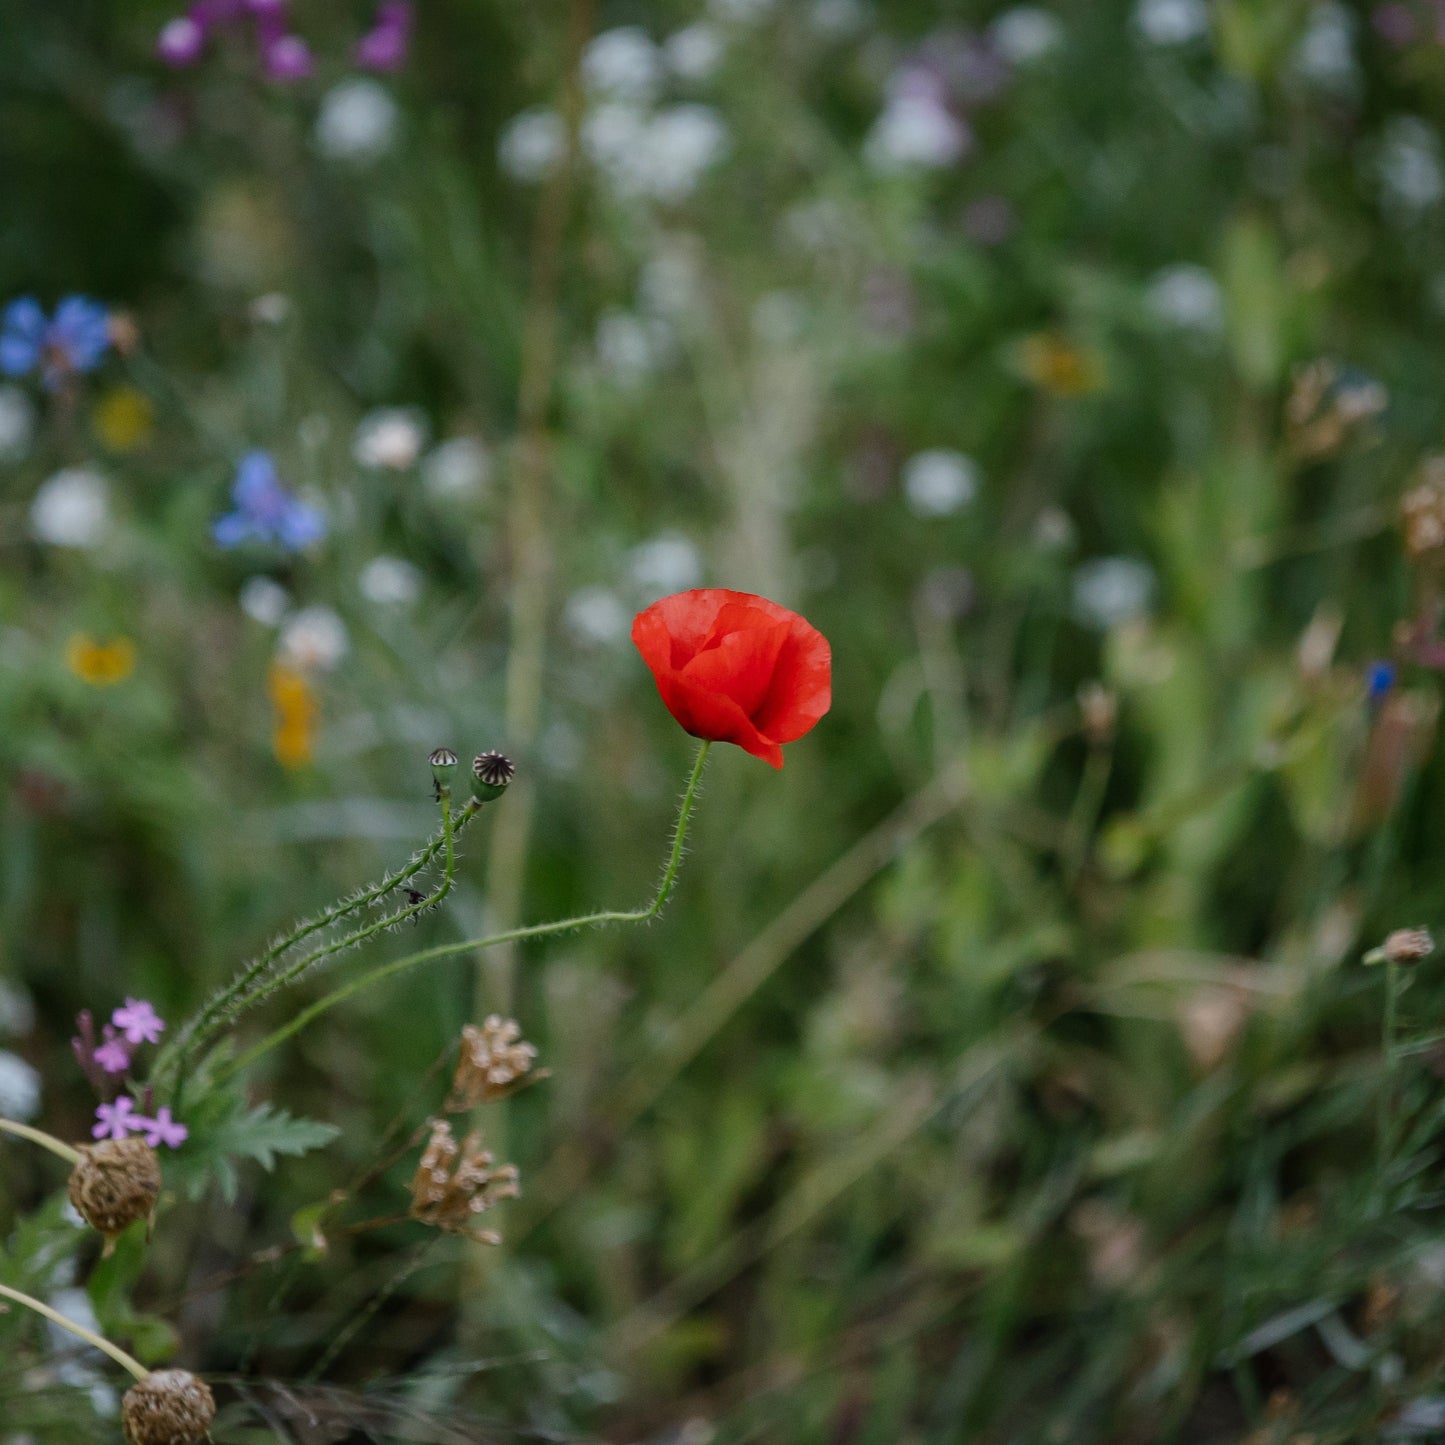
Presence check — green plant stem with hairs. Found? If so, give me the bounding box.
[0,1117,82,1165]
[219,742,711,1084]
[0,1283,149,1382]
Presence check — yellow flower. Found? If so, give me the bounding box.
[268,663,318,769]
[66,634,136,687]
[1017,333,1105,398]
[92,386,155,453]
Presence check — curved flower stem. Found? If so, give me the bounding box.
[0,1118,82,1165]
[222,742,710,1083]
[0,1283,149,1382]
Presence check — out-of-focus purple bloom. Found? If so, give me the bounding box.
[191,0,246,25]
[112,997,165,1046]
[93,1096,141,1140]
[157,15,206,66]
[214,451,326,551]
[263,33,316,80]
[136,1107,189,1149]
[356,1,413,70]
[1373,4,1418,44]
[0,296,111,389]
[94,1027,132,1075]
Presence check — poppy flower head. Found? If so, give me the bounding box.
[632,588,831,768]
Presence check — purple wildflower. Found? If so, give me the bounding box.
[0,296,111,389]
[263,33,316,81]
[94,1027,132,1075]
[112,997,166,1046]
[157,15,206,65]
[356,2,413,71]
[213,451,326,551]
[92,1096,141,1141]
[135,1107,189,1149]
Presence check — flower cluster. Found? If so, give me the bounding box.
[157,0,412,81]
[213,451,325,551]
[447,1016,539,1108]
[408,1120,519,1242]
[72,1000,187,1148]
[0,296,110,390]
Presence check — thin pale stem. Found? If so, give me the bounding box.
[1374,960,1401,1212]
[225,743,710,1081]
[0,1283,149,1382]
[0,1118,82,1165]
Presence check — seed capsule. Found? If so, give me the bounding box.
[471,751,515,802]
[67,1137,161,1255]
[121,1369,216,1445]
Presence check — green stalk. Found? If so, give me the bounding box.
[1374,959,1401,1213]
[223,742,710,1081]
[0,1283,148,1382]
[0,1118,82,1165]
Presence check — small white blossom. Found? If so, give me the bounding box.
[583,27,662,101]
[279,606,349,672]
[359,555,422,607]
[811,0,868,37]
[239,576,290,627]
[422,436,492,500]
[1145,263,1224,332]
[1072,557,1156,630]
[865,93,970,172]
[565,586,630,644]
[30,468,110,549]
[629,532,703,595]
[499,107,565,182]
[353,407,427,470]
[315,78,398,161]
[639,244,704,317]
[249,292,292,325]
[592,105,730,201]
[1380,117,1445,211]
[664,23,725,80]
[990,7,1064,64]
[0,1050,40,1121]
[1134,0,1211,45]
[0,385,35,463]
[1292,2,1357,91]
[596,310,672,381]
[902,449,979,516]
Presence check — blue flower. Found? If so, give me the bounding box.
[0,296,111,388]
[1367,659,1397,703]
[213,451,326,551]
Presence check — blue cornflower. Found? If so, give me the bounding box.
[0,296,111,388]
[1366,659,1397,704]
[213,451,326,551]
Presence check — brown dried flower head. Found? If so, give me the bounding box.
[68,1136,161,1255]
[448,1015,539,1108]
[1402,459,1445,558]
[121,1369,216,1445]
[1383,927,1435,965]
[409,1119,519,1242]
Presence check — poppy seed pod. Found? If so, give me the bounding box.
[121,1369,216,1445]
[67,1136,161,1255]
[471,750,514,802]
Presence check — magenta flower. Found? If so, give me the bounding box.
[112,998,165,1046]
[93,1096,141,1140]
[93,1027,131,1076]
[157,15,206,66]
[136,1107,189,1150]
[356,1,412,71]
[262,33,315,80]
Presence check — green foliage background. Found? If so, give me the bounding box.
[5,0,1445,1440]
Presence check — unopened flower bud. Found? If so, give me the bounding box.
[430,747,458,793]
[1381,928,1435,965]
[67,1137,161,1255]
[121,1369,216,1445]
[471,750,515,802]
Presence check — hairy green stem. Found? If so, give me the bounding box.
[0,1118,82,1165]
[0,1283,149,1381]
[224,743,710,1081]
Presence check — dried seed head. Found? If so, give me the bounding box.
[1403,460,1445,558]
[471,750,515,801]
[408,1119,520,1240]
[429,747,458,770]
[67,1137,161,1255]
[121,1369,216,1445]
[1383,927,1435,964]
[448,1015,539,1108]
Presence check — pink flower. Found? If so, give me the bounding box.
[112,998,165,1045]
[93,1027,131,1075]
[135,1107,188,1149]
[92,1096,141,1140]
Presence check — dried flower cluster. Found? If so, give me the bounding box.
[1286,359,1386,461]
[408,1120,519,1243]
[1402,458,1445,558]
[121,1369,216,1445]
[447,1015,538,1108]
[68,1136,162,1254]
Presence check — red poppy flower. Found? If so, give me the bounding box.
[631,589,832,768]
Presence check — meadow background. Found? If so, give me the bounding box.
[6,0,1445,1440]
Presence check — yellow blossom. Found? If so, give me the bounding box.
[1017,332,1105,398]
[268,663,318,769]
[65,634,136,687]
[92,386,155,453]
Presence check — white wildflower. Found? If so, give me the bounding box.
[1134,0,1210,45]
[0,385,35,463]
[30,468,110,549]
[583,27,662,101]
[278,606,349,672]
[664,23,725,80]
[596,310,671,381]
[629,532,703,594]
[315,78,398,161]
[499,107,565,182]
[811,0,868,37]
[990,7,1063,64]
[359,555,422,607]
[0,1050,40,1121]
[239,576,290,627]
[709,0,775,20]
[865,93,969,171]
[1145,264,1224,332]
[1072,557,1156,630]
[1292,2,1357,92]
[565,586,630,644]
[0,979,35,1037]
[1380,117,1445,211]
[902,449,980,517]
[353,407,427,470]
[422,436,492,500]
